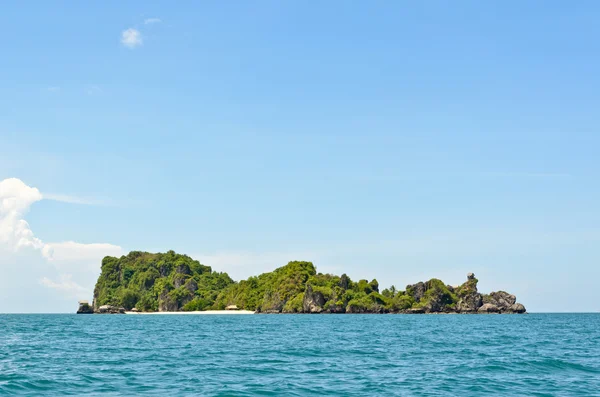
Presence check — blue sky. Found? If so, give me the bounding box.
[1,2,599,312]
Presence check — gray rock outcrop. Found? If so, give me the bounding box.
[302,285,325,313]
[456,293,483,313]
[508,303,526,313]
[456,273,483,313]
[96,305,125,314]
[184,278,198,294]
[173,274,187,288]
[478,303,500,313]
[176,264,191,275]
[485,291,516,309]
[76,301,94,314]
[158,291,179,312]
[406,282,426,303]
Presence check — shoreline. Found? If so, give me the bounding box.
[124,310,256,315]
[119,310,526,315]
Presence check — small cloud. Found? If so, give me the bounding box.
[46,241,123,266]
[47,86,60,92]
[144,18,162,25]
[121,28,142,48]
[40,274,91,298]
[43,193,113,206]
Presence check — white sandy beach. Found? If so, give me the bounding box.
[124,310,256,315]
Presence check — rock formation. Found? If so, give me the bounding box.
[76,301,94,314]
[481,291,526,313]
[303,285,325,313]
[96,305,125,314]
[455,275,483,313]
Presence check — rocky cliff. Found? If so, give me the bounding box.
[404,273,526,314]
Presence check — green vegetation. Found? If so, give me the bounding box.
[93,251,233,311]
[412,279,458,311]
[92,251,525,314]
[215,263,455,313]
[214,261,315,311]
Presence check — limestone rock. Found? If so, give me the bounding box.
[478,303,499,313]
[76,301,94,314]
[406,282,426,302]
[508,303,526,313]
[489,291,516,307]
[159,265,169,277]
[302,285,325,313]
[158,291,178,312]
[345,306,363,313]
[96,304,124,314]
[456,273,483,313]
[339,274,350,290]
[483,291,522,313]
[173,274,187,288]
[175,264,191,275]
[456,293,482,313]
[184,278,198,294]
[324,302,345,313]
[421,293,445,312]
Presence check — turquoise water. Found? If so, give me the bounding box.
[1,314,599,396]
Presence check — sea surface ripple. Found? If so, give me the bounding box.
[1,313,599,396]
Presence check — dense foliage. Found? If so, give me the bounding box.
[209,262,457,313]
[93,251,233,311]
[93,251,525,314]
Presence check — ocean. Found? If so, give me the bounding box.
[1,313,599,396]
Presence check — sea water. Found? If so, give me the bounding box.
[1,313,599,396]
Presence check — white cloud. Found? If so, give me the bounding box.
[40,241,123,304]
[48,241,123,268]
[144,18,162,25]
[0,178,49,255]
[40,274,91,298]
[0,178,124,311]
[43,193,112,206]
[121,28,142,48]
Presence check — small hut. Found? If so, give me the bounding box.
[225,305,239,311]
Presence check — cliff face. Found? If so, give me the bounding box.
[89,250,526,314]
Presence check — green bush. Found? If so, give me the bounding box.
[182,298,212,311]
[119,288,139,309]
[283,293,304,313]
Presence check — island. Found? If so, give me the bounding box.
[79,250,526,314]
